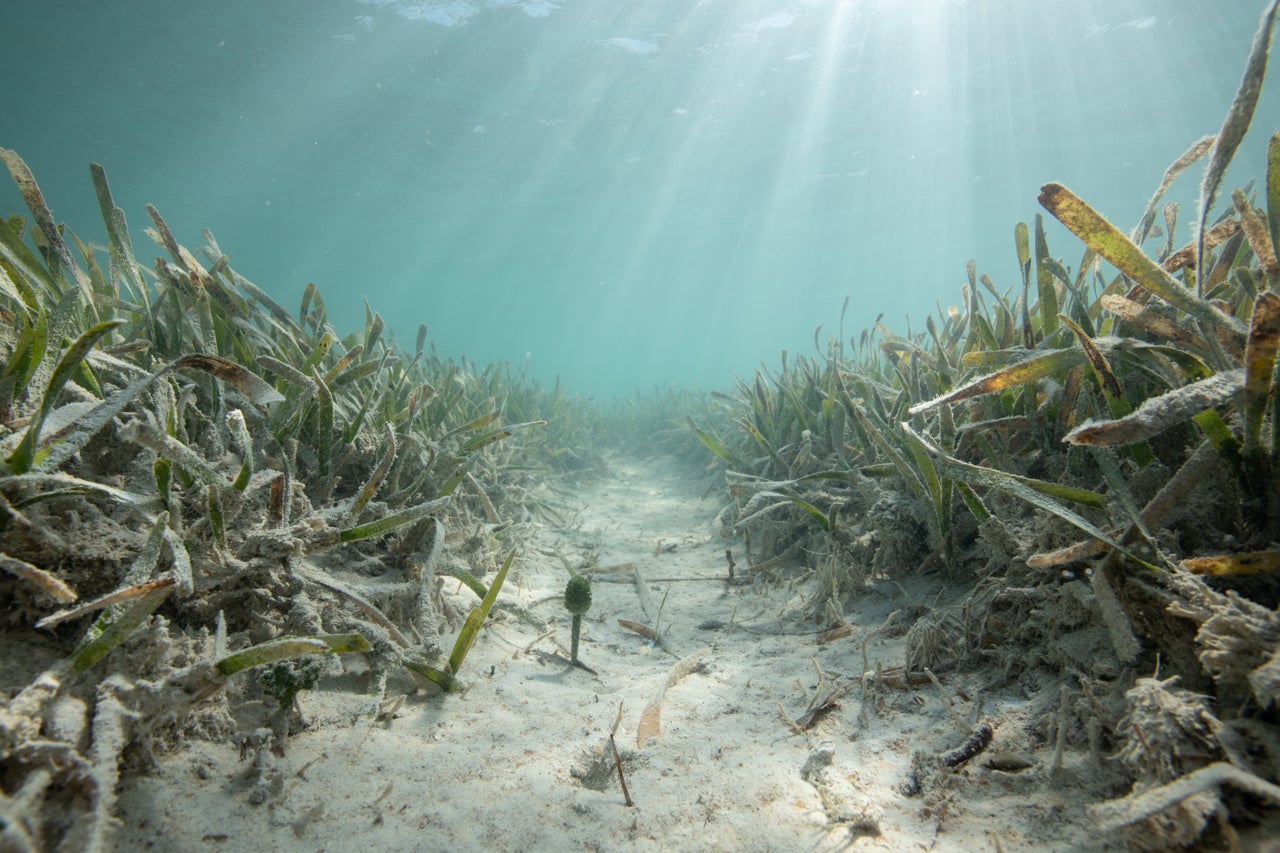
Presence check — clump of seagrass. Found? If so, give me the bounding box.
[1117,676,1221,784]
[1168,571,1280,712]
[690,2,1280,847]
[1095,671,1269,852]
[0,145,565,850]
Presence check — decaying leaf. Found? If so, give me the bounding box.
[1038,182,1243,337]
[70,576,178,670]
[910,347,1084,414]
[636,652,706,748]
[1197,0,1280,278]
[39,574,181,630]
[174,353,285,405]
[1064,369,1245,447]
[1242,291,1280,454]
[1100,294,1205,350]
[1181,551,1280,576]
[0,552,76,603]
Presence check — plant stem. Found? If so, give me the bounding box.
[571,613,582,663]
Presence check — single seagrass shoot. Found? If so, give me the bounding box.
[564,573,592,666]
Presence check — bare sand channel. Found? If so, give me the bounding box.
[115,452,1115,852]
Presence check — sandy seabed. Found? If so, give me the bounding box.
[113,453,1123,852]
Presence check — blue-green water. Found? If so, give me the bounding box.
[2,0,1276,395]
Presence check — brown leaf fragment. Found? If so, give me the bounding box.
[1100,294,1205,350]
[37,576,177,629]
[635,652,706,748]
[637,699,661,745]
[1233,190,1280,281]
[268,472,287,527]
[817,623,855,644]
[1162,220,1241,271]
[1243,291,1280,452]
[174,353,285,405]
[1060,315,1123,403]
[1181,551,1280,576]
[617,619,659,641]
[0,552,77,603]
[794,682,853,730]
[1027,535,1113,568]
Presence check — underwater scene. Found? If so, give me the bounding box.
[2,0,1280,850]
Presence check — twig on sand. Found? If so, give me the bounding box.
[610,702,633,806]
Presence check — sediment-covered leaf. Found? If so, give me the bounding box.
[338,496,450,542]
[1100,294,1206,350]
[214,633,371,676]
[36,352,274,474]
[0,471,153,510]
[0,148,94,302]
[0,552,76,603]
[350,422,396,517]
[1242,292,1280,456]
[6,319,124,474]
[1039,183,1243,336]
[256,354,314,390]
[1197,0,1280,278]
[911,347,1083,414]
[174,353,284,405]
[1233,190,1279,285]
[119,417,227,487]
[1132,135,1215,245]
[1064,369,1245,447]
[1181,551,1280,576]
[69,577,177,669]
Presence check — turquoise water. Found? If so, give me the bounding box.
[2,0,1276,395]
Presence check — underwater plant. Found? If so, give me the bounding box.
[0,143,584,848]
[0,1,1276,848]
[404,550,514,692]
[564,573,592,666]
[689,2,1280,845]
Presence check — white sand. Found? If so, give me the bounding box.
[114,454,1118,851]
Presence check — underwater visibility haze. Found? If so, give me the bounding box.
[6,1,1280,848]
[2,0,1277,394]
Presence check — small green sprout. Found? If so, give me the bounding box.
[564,574,592,666]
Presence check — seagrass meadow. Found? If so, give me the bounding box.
[4,3,1280,851]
